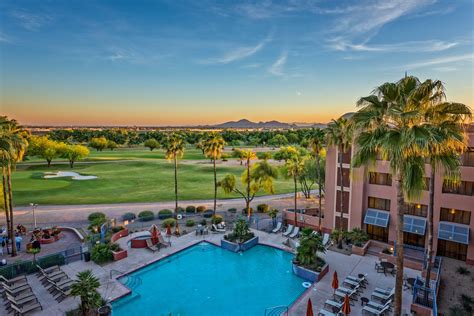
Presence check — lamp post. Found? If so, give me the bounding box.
[29,203,38,229]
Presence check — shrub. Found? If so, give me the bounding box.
[200,219,207,226]
[88,212,106,223]
[212,215,223,225]
[224,219,254,243]
[91,244,113,264]
[295,233,326,272]
[121,212,136,221]
[162,218,176,228]
[457,266,471,275]
[176,207,185,213]
[257,204,269,213]
[203,210,213,218]
[158,209,173,219]
[242,207,253,215]
[268,208,279,219]
[111,226,124,233]
[138,210,154,222]
[227,208,237,213]
[186,206,196,213]
[186,220,195,227]
[348,228,369,247]
[110,243,121,252]
[196,206,206,213]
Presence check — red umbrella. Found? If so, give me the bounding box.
[331,271,339,294]
[306,298,314,316]
[342,294,351,315]
[166,225,172,236]
[150,224,159,244]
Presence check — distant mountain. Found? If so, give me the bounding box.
[213,119,296,129]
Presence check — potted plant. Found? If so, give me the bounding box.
[349,228,370,255]
[292,229,328,282]
[221,218,258,252]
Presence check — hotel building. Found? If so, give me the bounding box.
[323,126,474,265]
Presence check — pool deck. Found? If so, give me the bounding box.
[7,229,418,315]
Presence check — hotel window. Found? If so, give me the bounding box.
[404,203,428,217]
[368,197,390,212]
[366,224,389,242]
[337,168,351,187]
[369,172,392,186]
[462,147,474,167]
[437,239,468,261]
[440,208,471,225]
[403,232,425,248]
[442,180,474,196]
[337,146,352,164]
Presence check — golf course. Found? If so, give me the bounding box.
[13,147,296,205]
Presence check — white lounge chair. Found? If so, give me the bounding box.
[282,225,294,237]
[362,304,390,315]
[318,309,341,316]
[374,287,392,295]
[324,299,342,311]
[367,299,392,311]
[371,288,395,303]
[322,233,330,248]
[212,224,226,233]
[289,226,300,238]
[272,222,282,233]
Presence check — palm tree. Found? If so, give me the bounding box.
[417,81,471,295]
[0,117,28,257]
[70,270,102,316]
[162,133,185,235]
[240,149,257,217]
[308,128,326,232]
[351,76,446,315]
[326,117,352,247]
[203,135,225,216]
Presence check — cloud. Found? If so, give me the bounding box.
[268,51,287,76]
[10,10,52,31]
[0,33,11,43]
[296,91,302,96]
[201,35,271,64]
[329,39,458,53]
[402,54,473,70]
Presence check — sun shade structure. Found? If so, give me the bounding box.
[438,221,470,245]
[150,224,159,241]
[306,298,314,316]
[342,294,351,315]
[363,208,390,227]
[403,215,427,235]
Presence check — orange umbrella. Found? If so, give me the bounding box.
[174,219,180,236]
[150,224,159,244]
[306,298,314,316]
[331,271,339,293]
[342,294,351,315]
[166,225,172,236]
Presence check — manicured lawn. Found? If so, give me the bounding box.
[13,160,295,205]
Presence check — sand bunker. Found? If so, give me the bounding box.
[44,171,97,180]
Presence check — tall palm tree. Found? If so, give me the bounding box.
[417,81,471,294]
[0,117,28,257]
[351,76,444,315]
[241,149,257,217]
[70,270,101,316]
[326,117,352,247]
[162,133,185,235]
[308,128,326,232]
[203,134,225,216]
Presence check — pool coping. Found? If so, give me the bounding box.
[110,238,309,313]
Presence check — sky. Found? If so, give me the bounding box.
[0,0,473,126]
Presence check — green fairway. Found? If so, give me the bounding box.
[13,160,295,206]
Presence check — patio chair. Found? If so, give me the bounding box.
[334,290,356,303]
[346,275,367,287]
[282,225,294,237]
[45,277,74,293]
[373,287,393,295]
[289,226,300,239]
[272,222,282,233]
[10,300,42,315]
[211,224,226,233]
[318,308,341,316]
[40,271,68,286]
[157,234,170,248]
[337,286,359,299]
[322,233,330,248]
[53,287,72,302]
[5,293,38,312]
[343,278,362,291]
[324,299,342,311]
[362,304,390,315]
[37,265,65,282]
[371,288,395,303]
[0,275,27,286]
[0,282,31,296]
[367,299,392,311]
[35,265,60,278]
[145,239,159,253]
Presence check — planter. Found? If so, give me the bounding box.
[40,237,55,244]
[111,228,129,243]
[352,241,370,256]
[220,236,259,253]
[292,262,329,282]
[112,249,128,261]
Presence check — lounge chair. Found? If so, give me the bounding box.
[322,233,330,248]
[346,275,367,287]
[334,290,356,303]
[324,299,342,311]
[5,293,38,311]
[35,265,60,278]
[336,287,358,299]
[10,301,42,315]
[145,239,159,253]
[40,271,68,286]
[367,299,392,311]
[374,287,393,295]
[45,277,74,294]
[289,226,300,238]
[211,224,226,233]
[1,282,31,296]
[53,287,71,302]
[0,275,27,286]
[343,278,362,291]
[272,222,282,233]
[157,234,170,248]
[282,225,294,237]
[318,308,341,316]
[362,304,390,315]
[371,288,395,303]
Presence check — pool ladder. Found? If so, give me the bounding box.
[264,305,288,316]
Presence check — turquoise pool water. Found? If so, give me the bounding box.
[112,242,307,316]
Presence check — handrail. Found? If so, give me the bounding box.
[264,305,288,316]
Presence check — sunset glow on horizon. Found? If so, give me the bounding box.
[1,0,473,126]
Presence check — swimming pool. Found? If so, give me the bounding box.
[112,242,307,316]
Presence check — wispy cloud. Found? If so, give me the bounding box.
[242,63,263,69]
[329,39,458,53]
[268,51,287,76]
[402,54,473,70]
[0,33,11,43]
[201,35,271,64]
[10,10,53,31]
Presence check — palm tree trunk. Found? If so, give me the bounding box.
[338,149,344,248]
[7,163,17,256]
[394,172,405,316]
[213,158,217,216]
[2,166,11,248]
[246,157,251,218]
[424,169,435,297]
[174,156,179,235]
[316,152,322,232]
[294,175,298,227]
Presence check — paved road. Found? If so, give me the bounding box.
[7,192,319,227]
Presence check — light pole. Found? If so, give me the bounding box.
[29,203,38,228]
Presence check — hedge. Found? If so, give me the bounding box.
[138,210,155,222]
[158,209,173,219]
[186,220,195,227]
[162,218,176,228]
[122,212,136,221]
[257,204,269,213]
[212,215,223,225]
[227,208,237,213]
[197,206,207,213]
[88,212,106,223]
[186,206,196,213]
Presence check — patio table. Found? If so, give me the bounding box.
[380,261,394,276]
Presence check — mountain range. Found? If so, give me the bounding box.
[211,119,326,129]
